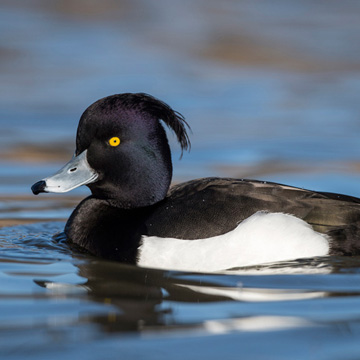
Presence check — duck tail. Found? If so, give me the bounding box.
[328,223,360,256]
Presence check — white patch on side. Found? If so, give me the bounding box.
[138,211,330,272]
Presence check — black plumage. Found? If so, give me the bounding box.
[32,93,360,265]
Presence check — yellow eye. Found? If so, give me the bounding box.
[109,137,121,147]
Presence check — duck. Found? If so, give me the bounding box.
[31,93,360,272]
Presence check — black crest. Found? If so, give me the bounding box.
[116,93,191,156]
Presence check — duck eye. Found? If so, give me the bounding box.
[108,137,121,147]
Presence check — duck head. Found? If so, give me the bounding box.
[31,93,190,208]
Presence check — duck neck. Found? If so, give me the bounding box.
[65,196,154,262]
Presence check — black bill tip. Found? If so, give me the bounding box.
[31,180,47,195]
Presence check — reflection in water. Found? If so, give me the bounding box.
[2,223,360,357]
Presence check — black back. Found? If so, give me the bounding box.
[66,178,360,261]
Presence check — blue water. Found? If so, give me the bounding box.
[2,222,360,360]
[1,1,360,359]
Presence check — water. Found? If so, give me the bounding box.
[1,1,360,359]
[2,223,360,360]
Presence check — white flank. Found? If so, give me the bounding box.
[138,211,330,272]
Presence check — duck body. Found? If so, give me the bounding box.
[31,93,360,272]
[65,177,360,271]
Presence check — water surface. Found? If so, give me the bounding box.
[2,1,360,359]
[2,221,360,360]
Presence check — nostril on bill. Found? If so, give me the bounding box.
[69,167,77,173]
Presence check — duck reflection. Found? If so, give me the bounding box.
[74,259,234,333]
[28,231,360,335]
[35,249,346,334]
